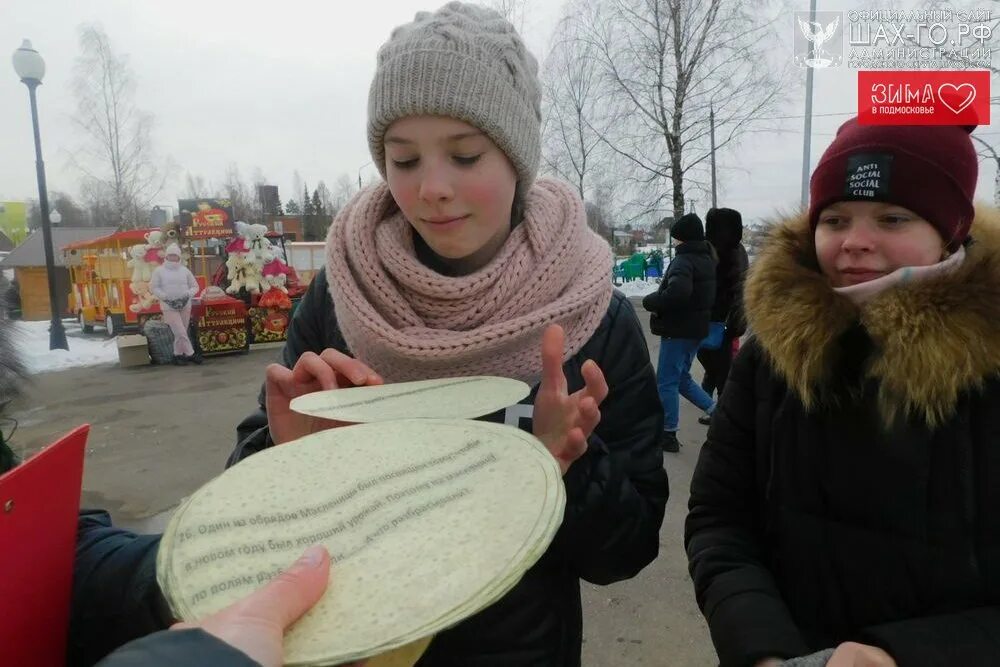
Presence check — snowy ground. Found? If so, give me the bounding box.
[12,320,119,375]
[614,278,660,298]
[9,275,659,374]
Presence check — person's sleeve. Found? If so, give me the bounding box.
[94,629,258,667]
[550,296,669,584]
[230,270,335,467]
[643,258,693,313]
[726,247,751,337]
[187,270,199,297]
[858,607,1000,667]
[68,510,173,667]
[685,344,810,667]
[148,269,167,300]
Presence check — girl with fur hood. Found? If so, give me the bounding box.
[686,119,1000,667]
[231,3,667,666]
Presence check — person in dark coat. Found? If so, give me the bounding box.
[641,213,717,452]
[0,319,332,666]
[233,270,667,667]
[696,207,750,415]
[0,318,330,667]
[81,524,332,667]
[93,542,333,667]
[231,4,668,666]
[686,119,1000,667]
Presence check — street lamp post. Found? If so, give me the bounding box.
[12,39,67,350]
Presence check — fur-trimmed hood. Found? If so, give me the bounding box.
[744,208,1000,427]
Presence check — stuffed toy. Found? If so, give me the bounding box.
[226,221,252,254]
[127,244,154,283]
[161,220,185,246]
[128,281,158,313]
[262,256,292,294]
[225,254,264,295]
[245,223,271,261]
[143,231,165,265]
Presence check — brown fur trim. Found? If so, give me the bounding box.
[745,207,1000,427]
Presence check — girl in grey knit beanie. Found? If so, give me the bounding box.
[367,1,542,189]
[260,5,665,665]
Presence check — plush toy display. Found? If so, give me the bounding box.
[128,281,158,313]
[225,253,264,295]
[262,256,292,293]
[143,231,165,265]
[224,222,291,297]
[226,221,252,254]
[245,223,271,261]
[161,220,185,246]
[127,244,154,283]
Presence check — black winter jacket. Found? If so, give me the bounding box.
[96,630,256,666]
[230,269,669,667]
[685,214,1000,667]
[706,222,750,337]
[69,510,172,666]
[642,240,716,339]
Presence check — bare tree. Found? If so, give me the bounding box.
[575,0,791,221]
[28,192,91,229]
[183,173,209,198]
[541,1,614,202]
[315,180,333,215]
[70,25,167,228]
[486,0,529,33]
[330,174,355,215]
[222,164,264,224]
[292,171,305,208]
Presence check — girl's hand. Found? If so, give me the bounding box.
[266,350,383,445]
[532,325,609,474]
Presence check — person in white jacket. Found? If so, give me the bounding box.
[149,243,201,364]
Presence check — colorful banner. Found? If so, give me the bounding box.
[196,301,249,355]
[178,199,236,240]
[248,306,291,344]
[858,70,990,125]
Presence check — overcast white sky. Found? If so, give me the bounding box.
[1,0,996,225]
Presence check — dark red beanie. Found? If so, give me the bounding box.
[808,118,978,251]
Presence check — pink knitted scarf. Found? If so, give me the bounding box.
[325,178,613,384]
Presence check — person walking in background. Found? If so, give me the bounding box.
[149,243,202,365]
[696,207,749,424]
[642,213,716,452]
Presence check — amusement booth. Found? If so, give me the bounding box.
[62,198,305,359]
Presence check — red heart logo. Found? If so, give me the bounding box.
[938,83,976,114]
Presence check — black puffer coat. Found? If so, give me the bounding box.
[642,240,716,339]
[69,510,171,666]
[231,269,669,667]
[705,214,750,336]
[685,213,1000,667]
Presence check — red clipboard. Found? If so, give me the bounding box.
[0,425,88,667]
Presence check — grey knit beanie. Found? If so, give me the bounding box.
[368,1,542,187]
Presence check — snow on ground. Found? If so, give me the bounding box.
[614,279,660,298]
[12,320,119,374]
[11,277,662,374]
